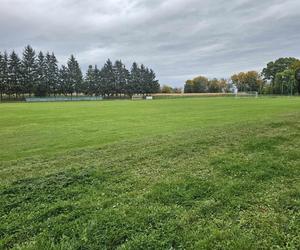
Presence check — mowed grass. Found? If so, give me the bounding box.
[0,97,300,249]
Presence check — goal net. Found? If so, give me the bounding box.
[131,95,143,101]
[235,91,259,98]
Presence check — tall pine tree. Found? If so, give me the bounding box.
[127,62,141,96]
[8,51,23,97]
[35,51,47,96]
[50,53,59,95]
[101,59,115,96]
[0,52,8,100]
[85,65,96,95]
[44,52,59,96]
[139,64,148,95]
[44,52,52,95]
[67,55,83,95]
[59,65,73,96]
[113,60,129,96]
[148,68,160,94]
[22,45,37,96]
[94,65,103,96]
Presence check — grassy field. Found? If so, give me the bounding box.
[0,97,300,249]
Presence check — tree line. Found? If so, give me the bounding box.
[184,77,230,93]
[184,57,300,95]
[160,85,182,94]
[0,45,160,100]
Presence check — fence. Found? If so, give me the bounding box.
[26,96,103,102]
[152,93,235,99]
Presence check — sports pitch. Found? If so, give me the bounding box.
[0,97,300,249]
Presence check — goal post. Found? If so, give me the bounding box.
[236,91,259,98]
[131,95,143,101]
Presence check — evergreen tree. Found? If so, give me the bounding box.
[101,59,115,96]
[67,55,83,95]
[85,65,96,95]
[139,64,147,95]
[44,53,52,95]
[94,65,103,96]
[128,62,141,96]
[1,45,161,99]
[0,52,8,100]
[44,52,59,96]
[50,53,59,95]
[22,45,37,96]
[139,66,160,94]
[35,51,47,96]
[147,68,160,94]
[113,60,129,95]
[59,65,73,96]
[8,51,23,97]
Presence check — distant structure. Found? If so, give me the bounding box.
[231,84,238,96]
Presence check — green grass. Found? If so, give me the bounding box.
[0,97,300,249]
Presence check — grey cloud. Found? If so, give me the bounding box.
[0,0,299,86]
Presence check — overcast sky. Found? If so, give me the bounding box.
[0,0,299,86]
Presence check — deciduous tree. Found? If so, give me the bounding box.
[274,69,297,95]
[262,57,299,86]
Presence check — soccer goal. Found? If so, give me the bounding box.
[235,91,259,98]
[131,95,143,101]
